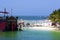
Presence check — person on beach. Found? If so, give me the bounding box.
[18,19,24,31]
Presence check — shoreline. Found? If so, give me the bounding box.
[18,19,60,32]
[23,27,57,31]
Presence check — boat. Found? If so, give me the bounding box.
[0,8,18,31]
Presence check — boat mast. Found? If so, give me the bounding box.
[11,9,13,16]
[0,8,9,18]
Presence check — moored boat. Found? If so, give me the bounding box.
[0,8,18,31]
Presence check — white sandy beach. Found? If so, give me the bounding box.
[18,19,58,31]
[23,27,57,31]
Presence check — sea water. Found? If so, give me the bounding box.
[0,28,60,40]
[18,16,48,20]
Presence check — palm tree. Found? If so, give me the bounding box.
[49,9,60,27]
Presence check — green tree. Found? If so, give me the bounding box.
[49,9,60,24]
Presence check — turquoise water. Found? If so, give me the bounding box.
[0,28,60,40]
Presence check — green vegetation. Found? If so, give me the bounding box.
[49,9,60,24]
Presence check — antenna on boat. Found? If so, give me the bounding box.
[11,9,13,16]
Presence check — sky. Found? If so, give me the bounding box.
[0,0,60,16]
